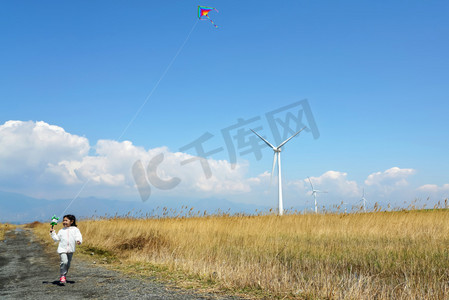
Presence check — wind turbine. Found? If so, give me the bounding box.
[308,177,328,213]
[361,188,367,212]
[251,127,306,216]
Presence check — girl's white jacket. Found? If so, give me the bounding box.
[50,226,83,254]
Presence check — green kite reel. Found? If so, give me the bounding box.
[50,215,59,229]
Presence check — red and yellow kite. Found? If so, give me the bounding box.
[198,6,218,28]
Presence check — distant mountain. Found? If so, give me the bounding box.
[0,190,270,224]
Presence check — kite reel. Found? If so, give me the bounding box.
[50,215,59,231]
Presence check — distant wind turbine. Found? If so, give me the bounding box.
[361,188,367,212]
[308,177,328,213]
[251,127,306,216]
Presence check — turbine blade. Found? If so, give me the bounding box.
[308,176,314,190]
[277,127,306,149]
[250,129,276,150]
[271,153,277,182]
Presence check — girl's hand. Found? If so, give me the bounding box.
[50,229,54,233]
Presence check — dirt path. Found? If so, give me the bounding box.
[0,229,242,300]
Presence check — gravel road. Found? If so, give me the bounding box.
[0,228,243,300]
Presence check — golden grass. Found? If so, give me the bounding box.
[33,210,449,299]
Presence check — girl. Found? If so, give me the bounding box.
[50,214,83,284]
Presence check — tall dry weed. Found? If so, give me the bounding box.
[0,223,15,240]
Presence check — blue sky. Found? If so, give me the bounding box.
[1,1,448,212]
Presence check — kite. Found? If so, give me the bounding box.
[198,6,218,28]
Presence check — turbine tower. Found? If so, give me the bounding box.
[251,127,306,216]
[308,177,328,213]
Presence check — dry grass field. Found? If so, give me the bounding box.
[33,209,449,299]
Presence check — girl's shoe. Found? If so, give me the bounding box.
[59,276,66,283]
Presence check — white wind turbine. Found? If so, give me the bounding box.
[361,188,367,212]
[251,127,306,216]
[308,177,328,214]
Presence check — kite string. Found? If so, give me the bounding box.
[60,179,91,218]
[117,18,199,141]
[58,19,199,219]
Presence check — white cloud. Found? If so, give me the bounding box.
[356,167,418,204]
[0,120,443,209]
[417,184,438,192]
[0,120,89,177]
[248,171,271,183]
[310,171,359,197]
[365,167,416,189]
[289,171,359,198]
[0,120,254,199]
[288,177,307,191]
[417,184,449,192]
[286,168,419,209]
